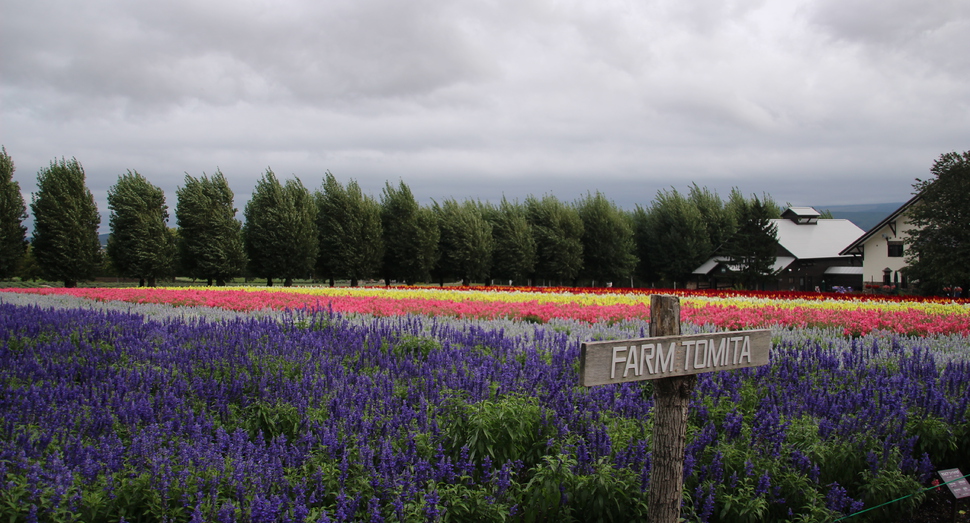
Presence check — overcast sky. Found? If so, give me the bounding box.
[3,0,968,230]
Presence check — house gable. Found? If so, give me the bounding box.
[839,194,922,286]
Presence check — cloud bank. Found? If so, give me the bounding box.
[2,0,968,220]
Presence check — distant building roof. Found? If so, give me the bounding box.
[775,219,864,259]
[693,256,795,275]
[692,213,864,276]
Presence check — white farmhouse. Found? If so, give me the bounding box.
[839,194,921,291]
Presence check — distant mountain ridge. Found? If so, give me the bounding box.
[811,202,905,232]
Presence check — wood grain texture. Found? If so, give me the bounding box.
[649,294,694,523]
[579,329,771,386]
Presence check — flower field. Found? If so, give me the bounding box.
[1,288,969,522]
[5,286,970,337]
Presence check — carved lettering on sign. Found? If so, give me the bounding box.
[579,330,771,387]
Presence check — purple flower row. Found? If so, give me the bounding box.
[1,301,967,521]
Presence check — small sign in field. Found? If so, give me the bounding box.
[579,329,772,387]
[939,468,970,499]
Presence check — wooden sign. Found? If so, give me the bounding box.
[579,329,771,387]
[939,469,970,499]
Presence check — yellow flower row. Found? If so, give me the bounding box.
[172,286,969,317]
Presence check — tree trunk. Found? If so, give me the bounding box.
[207,278,213,286]
[328,277,335,287]
[462,277,470,286]
[148,277,156,287]
[350,277,359,287]
[64,279,77,288]
[284,277,293,287]
[648,295,696,523]
[139,278,145,287]
[267,277,273,287]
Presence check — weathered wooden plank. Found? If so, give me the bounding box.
[646,295,692,523]
[579,329,771,387]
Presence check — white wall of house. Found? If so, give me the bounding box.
[860,213,918,285]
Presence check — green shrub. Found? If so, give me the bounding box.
[441,394,555,473]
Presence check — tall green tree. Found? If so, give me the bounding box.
[0,147,28,279]
[434,198,493,286]
[483,197,536,284]
[721,192,779,290]
[576,191,638,286]
[727,188,781,222]
[244,170,318,287]
[379,181,439,285]
[316,173,383,287]
[30,157,102,288]
[688,183,736,253]
[904,150,970,297]
[175,170,245,286]
[633,188,710,286]
[525,195,584,285]
[106,170,175,287]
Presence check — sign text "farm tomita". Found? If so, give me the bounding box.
[579,329,771,387]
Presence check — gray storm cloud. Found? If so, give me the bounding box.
[2,0,968,218]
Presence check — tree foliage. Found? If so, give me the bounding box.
[175,170,245,286]
[722,191,779,290]
[904,150,970,296]
[525,195,583,284]
[688,183,736,253]
[316,173,383,287]
[244,170,318,287]
[0,146,28,279]
[434,198,493,286]
[575,191,637,285]
[633,189,711,286]
[106,170,175,286]
[483,197,536,284]
[29,157,102,288]
[380,181,439,285]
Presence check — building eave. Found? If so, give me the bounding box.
[839,193,923,256]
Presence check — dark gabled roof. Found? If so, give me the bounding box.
[839,193,922,256]
[781,207,821,219]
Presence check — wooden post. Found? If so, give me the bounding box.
[648,295,696,523]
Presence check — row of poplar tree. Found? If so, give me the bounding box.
[0,147,781,288]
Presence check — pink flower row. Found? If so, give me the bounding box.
[3,287,967,337]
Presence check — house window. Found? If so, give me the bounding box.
[887,241,904,257]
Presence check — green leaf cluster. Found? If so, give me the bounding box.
[243,169,318,286]
[29,157,102,288]
[721,190,779,290]
[483,197,536,284]
[904,150,970,295]
[380,180,439,285]
[525,195,583,285]
[175,170,245,285]
[316,172,383,286]
[576,191,637,284]
[106,170,175,286]
[434,198,493,286]
[633,187,712,286]
[0,146,28,279]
